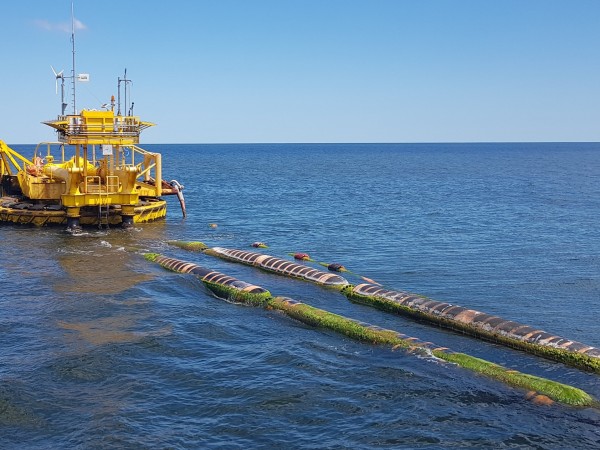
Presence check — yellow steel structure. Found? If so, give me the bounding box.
[0,139,34,175]
[43,110,154,146]
[0,107,182,229]
[42,109,161,200]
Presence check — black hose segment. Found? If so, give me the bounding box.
[146,253,269,296]
[206,247,349,288]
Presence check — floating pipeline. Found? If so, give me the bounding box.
[203,247,349,289]
[144,253,270,306]
[166,240,600,374]
[144,252,596,407]
[343,283,600,374]
[166,242,328,284]
[167,240,208,252]
[269,298,594,407]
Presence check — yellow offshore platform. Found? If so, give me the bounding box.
[0,64,185,232]
[0,103,185,231]
[1,5,185,231]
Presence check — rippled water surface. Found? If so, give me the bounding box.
[1,143,600,448]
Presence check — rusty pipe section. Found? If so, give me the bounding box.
[205,247,349,288]
[345,283,600,373]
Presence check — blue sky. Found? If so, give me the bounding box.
[1,0,598,144]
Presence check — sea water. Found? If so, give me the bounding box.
[1,143,599,448]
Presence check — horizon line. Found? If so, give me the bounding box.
[8,140,600,146]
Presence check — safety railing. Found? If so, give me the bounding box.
[84,175,120,194]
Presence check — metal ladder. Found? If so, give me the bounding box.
[99,175,120,229]
[84,176,110,229]
[98,194,110,228]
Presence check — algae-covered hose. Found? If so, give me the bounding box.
[170,241,600,373]
[167,241,600,374]
[344,283,600,374]
[146,252,271,306]
[145,252,596,407]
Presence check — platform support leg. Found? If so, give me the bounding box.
[121,205,135,229]
[66,207,82,232]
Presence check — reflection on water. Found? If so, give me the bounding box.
[56,259,154,295]
[54,235,156,295]
[58,316,172,346]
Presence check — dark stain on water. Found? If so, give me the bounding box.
[1,143,600,448]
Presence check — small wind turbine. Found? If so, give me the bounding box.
[51,65,63,94]
[51,65,68,116]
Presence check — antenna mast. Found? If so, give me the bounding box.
[70,0,76,114]
[117,68,132,116]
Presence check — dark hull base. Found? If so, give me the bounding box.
[0,196,167,227]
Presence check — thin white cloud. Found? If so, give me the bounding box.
[73,19,86,31]
[33,18,87,33]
